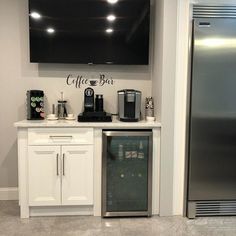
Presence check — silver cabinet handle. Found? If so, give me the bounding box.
[63,153,65,176]
[56,154,59,176]
[50,136,73,139]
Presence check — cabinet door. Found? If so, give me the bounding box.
[28,146,61,206]
[61,146,93,205]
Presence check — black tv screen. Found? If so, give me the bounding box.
[28,0,150,65]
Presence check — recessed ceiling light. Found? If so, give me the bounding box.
[47,28,55,34]
[107,14,116,22]
[30,12,41,19]
[106,28,113,33]
[107,0,119,4]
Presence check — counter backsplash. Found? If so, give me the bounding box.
[25,75,152,120]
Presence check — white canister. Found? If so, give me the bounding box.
[145,97,154,118]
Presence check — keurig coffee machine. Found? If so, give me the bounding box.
[27,90,45,120]
[118,89,141,122]
[78,88,112,122]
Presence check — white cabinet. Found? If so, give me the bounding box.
[62,146,93,205]
[27,128,94,207]
[15,122,160,218]
[28,146,61,206]
[28,128,93,146]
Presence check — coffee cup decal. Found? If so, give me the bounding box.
[66,74,114,89]
[89,80,97,86]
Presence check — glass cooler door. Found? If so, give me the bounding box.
[102,130,153,217]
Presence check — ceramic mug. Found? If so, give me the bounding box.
[67,114,74,118]
[47,114,57,119]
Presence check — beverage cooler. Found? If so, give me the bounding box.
[102,130,153,217]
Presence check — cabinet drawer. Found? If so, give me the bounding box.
[28,128,94,145]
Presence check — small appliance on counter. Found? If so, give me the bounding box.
[118,89,141,122]
[102,130,153,217]
[57,92,68,119]
[27,90,45,120]
[78,87,112,122]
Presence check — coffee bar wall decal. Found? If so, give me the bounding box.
[66,74,115,89]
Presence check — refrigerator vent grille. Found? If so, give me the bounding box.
[196,201,236,216]
[193,5,236,18]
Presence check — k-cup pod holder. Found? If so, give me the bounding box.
[27,90,45,120]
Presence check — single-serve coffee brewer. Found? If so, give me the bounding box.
[118,89,141,122]
[78,87,112,122]
[83,88,104,112]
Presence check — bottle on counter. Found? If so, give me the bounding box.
[125,141,132,159]
[138,141,145,159]
[131,142,138,158]
[118,144,124,161]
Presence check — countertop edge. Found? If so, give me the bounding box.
[14,120,161,128]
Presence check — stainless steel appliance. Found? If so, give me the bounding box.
[118,90,141,122]
[102,130,152,217]
[187,12,236,218]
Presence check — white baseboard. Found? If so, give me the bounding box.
[0,187,18,200]
[30,206,93,217]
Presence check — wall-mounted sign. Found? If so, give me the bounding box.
[66,74,114,89]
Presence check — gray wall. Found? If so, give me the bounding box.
[0,0,152,188]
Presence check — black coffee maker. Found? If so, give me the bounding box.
[27,90,45,120]
[78,87,111,122]
[84,87,95,112]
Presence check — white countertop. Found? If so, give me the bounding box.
[14,119,161,128]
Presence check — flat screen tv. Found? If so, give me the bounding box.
[28,0,150,65]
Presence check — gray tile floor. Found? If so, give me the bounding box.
[1,201,236,236]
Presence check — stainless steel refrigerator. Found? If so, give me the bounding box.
[187,17,236,218]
